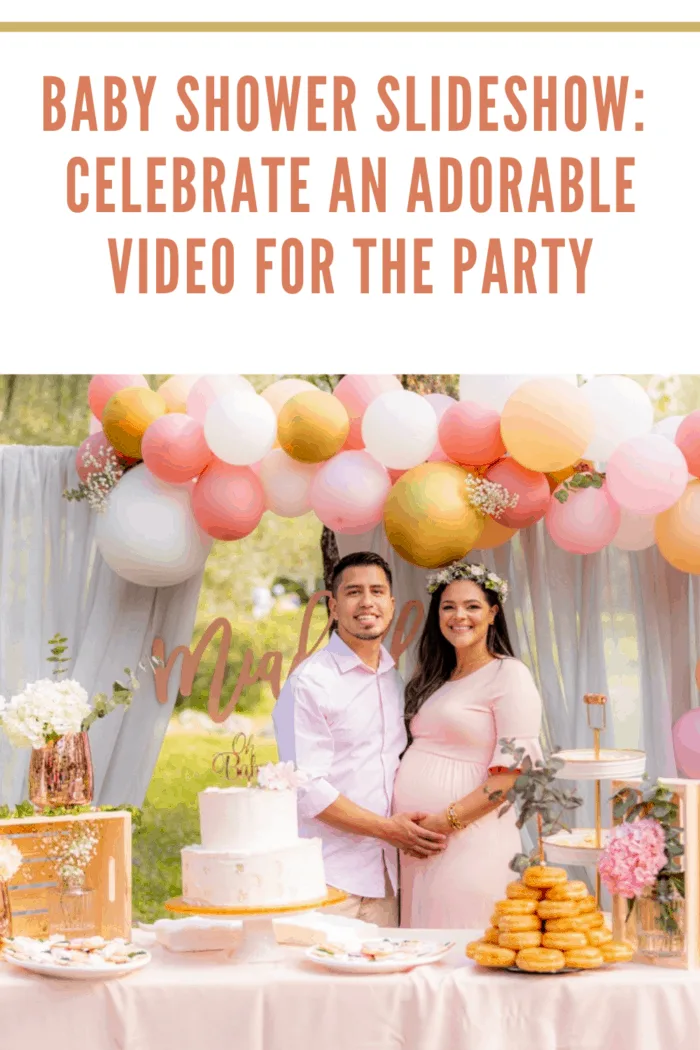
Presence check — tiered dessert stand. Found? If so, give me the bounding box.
[543,694,646,902]
[164,888,347,964]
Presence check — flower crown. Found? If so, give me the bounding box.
[426,560,510,603]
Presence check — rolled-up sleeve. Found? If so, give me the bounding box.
[489,659,544,768]
[273,673,340,820]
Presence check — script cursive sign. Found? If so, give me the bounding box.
[212,733,258,783]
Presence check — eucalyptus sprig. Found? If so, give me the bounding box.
[488,738,584,874]
[81,666,141,732]
[553,471,605,504]
[47,635,71,677]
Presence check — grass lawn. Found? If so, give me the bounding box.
[132,733,278,923]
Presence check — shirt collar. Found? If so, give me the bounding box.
[326,630,396,675]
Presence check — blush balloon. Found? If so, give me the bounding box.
[142,414,212,485]
[310,451,391,534]
[485,458,550,529]
[673,709,700,778]
[192,460,266,541]
[546,484,621,555]
[186,375,255,425]
[88,374,149,420]
[424,393,457,462]
[438,401,506,467]
[606,433,688,515]
[334,374,402,450]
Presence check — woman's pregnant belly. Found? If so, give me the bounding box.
[393,744,489,814]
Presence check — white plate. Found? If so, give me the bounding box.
[305,940,454,974]
[552,749,646,781]
[1,949,152,981]
[544,828,610,866]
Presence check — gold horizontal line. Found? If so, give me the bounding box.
[0,22,699,33]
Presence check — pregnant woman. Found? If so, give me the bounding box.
[394,560,543,929]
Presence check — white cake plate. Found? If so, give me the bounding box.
[164,888,346,964]
[543,828,611,866]
[551,748,646,782]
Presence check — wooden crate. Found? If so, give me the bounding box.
[0,811,131,939]
[611,778,699,969]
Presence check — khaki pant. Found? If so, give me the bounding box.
[327,865,398,927]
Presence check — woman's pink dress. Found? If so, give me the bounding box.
[393,657,543,929]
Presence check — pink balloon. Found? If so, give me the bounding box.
[676,410,700,476]
[142,414,213,485]
[192,461,265,541]
[334,375,402,450]
[186,375,255,425]
[673,708,700,777]
[438,401,506,467]
[612,508,657,552]
[424,393,456,462]
[606,433,688,515]
[88,374,149,420]
[75,433,125,483]
[89,414,103,435]
[485,458,550,528]
[310,451,391,534]
[258,449,318,517]
[546,483,621,554]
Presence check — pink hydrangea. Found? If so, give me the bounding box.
[598,819,668,899]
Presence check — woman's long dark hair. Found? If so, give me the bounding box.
[404,581,514,731]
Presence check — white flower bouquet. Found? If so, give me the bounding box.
[257,761,309,791]
[0,840,22,882]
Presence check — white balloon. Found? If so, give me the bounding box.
[612,507,657,552]
[94,465,212,587]
[459,374,577,411]
[653,415,685,441]
[581,375,654,461]
[204,391,277,466]
[186,374,255,424]
[362,390,437,470]
[258,449,318,517]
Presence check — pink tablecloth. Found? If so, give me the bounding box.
[1,929,699,1050]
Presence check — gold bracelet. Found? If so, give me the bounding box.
[446,802,465,831]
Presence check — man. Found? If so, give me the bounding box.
[273,551,446,926]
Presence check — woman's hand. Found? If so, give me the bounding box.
[418,811,454,837]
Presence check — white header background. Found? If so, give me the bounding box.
[0,16,697,373]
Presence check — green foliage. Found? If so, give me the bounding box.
[47,635,70,676]
[553,471,605,504]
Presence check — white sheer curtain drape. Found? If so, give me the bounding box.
[0,445,204,808]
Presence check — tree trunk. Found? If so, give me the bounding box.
[320,526,339,619]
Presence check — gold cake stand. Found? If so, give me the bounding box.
[164,887,347,964]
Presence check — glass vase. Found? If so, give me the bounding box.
[0,880,12,941]
[635,888,685,958]
[28,732,94,811]
[48,876,97,938]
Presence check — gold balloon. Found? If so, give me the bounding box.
[656,480,700,573]
[477,516,517,550]
[277,390,349,463]
[384,462,484,569]
[501,379,593,473]
[156,374,201,413]
[103,387,168,459]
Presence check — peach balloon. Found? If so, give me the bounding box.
[258,449,318,517]
[612,508,657,552]
[75,433,125,483]
[261,378,316,416]
[334,374,402,450]
[186,375,255,425]
[142,414,212,484]
[501,379,594,473]
[476,516,518,550]
[102,387,169,460]
[546,484,621,555]
[310,451,391,535]
[424,393,456,462]
[485,458,550,529]
[655,480,700,573]
[157,375,202,414]
[192,461,266,541]
[277,390,349,463]
[439,401,506,467]
[88,374,149,420]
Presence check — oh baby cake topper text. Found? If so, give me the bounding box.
[43,74,642,295]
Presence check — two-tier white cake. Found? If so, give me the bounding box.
[181,763,327,909]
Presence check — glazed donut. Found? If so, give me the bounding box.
[577,911,605,930]
[490,911,502,928]
[544,916,587,933]
[506,881,544,902]
[522,865,567,889]
[465,940,485,959]
[537,899,579,919]
[483,927,501,945]
[564,946,604,970]
[541,931,588,951]
[494,899,538,916]
[515,947,566,973]
[497,914,542,933]
[473,944,517,968]
[600,941,635,964]
[577,895,597,914]
[587,927,613,947]
[498,930,542,950]
[545,880,588,902]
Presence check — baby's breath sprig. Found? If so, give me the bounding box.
[63,445,128,513]
[464,475,519,520]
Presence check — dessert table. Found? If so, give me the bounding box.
[2,928,699,1050]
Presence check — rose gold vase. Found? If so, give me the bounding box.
[0,880,12,940]
[28,733,94,810]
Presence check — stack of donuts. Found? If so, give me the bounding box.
[466,865,634,973]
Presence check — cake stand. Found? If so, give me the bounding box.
[543,694,646,903]
[164,887,347,964]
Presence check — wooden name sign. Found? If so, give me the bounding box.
[151,589,424,723]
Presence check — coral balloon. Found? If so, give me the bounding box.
[501,378,594,473]
[424,393,457,462]
[258,449,318,517]
[142,414,212,484]
[334,374,402,450]
[673,709,700,778]
[186,375,255,425]
[581,375,653,462]
[383,462,484,569]
[675,410,700,477]
[606,434,687,515]
[277,390,349,463]
[157,375,201,414]
[75,433,125,483]
[612,508,657,552]
[204,391,277,466]
[362,390,437,470]
[102,387,169,459]
[439,401,506,467]
[546,484,621,555]
[88,374,149,420]
[192,460,266,541]
[476,516,517,550]
[94,465,211,587]
[261,378,316,416]
[310,451,391,535]
[655,480,700,573]
[485,458,550,529]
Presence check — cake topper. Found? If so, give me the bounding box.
[212,732,258,785]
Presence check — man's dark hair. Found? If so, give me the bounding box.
[330,552,393,596]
